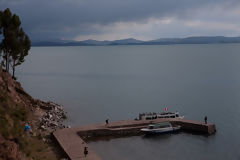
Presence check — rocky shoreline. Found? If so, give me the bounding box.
[0,66,68,133]
[35,100,68,133]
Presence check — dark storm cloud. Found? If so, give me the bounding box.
[0,0,240,40]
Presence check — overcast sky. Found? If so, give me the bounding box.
[1,0,240,41]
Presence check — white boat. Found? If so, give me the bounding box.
[138,111,184,120]
[141,122,181,134]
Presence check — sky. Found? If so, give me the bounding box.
[1,0,240,41]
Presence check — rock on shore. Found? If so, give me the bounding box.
[36,100,67,132]
[0,66,68,133]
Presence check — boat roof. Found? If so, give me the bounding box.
[140,112,178,115]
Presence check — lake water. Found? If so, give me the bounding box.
[17,44,240,160]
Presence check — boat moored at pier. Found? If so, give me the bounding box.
[140,122,181,134]
[138,111,184,120]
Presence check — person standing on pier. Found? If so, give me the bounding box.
[84,147,88,157]
[204,116,207,124]
[105,119,109,125]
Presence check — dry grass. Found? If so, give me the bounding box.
[0,87,65,160]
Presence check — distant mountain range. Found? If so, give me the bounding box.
[32,36,240,46]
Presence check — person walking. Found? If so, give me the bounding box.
[84,147,88,157]
[204,116,207,124]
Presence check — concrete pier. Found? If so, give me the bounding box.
[53,118,216,160]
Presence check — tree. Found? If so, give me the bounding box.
[11,28,31,78]
[0,11,3,65]
[0,8,31,77]
[1,8,13,72]
[0,10,2,29]
[0,10,2,36]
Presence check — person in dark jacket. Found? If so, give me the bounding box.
[105,119,109,125]
[84,147,88,157]
[204,116,207,124]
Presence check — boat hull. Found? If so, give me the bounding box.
[141,126,181,135]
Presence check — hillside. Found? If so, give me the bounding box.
[32,36,240,46]
[0,67,67,160]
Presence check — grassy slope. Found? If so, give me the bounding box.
[0,72,63,160]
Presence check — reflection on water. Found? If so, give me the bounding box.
[88,133,215,160]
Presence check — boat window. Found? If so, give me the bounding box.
[159,125,170,128]
[176,114,179,117]
[149,126,154,129]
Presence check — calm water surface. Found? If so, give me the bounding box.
[17,44,240,160]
